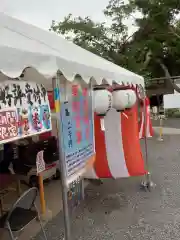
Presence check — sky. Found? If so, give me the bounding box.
[0,0,111,29]
[0,0,137,34]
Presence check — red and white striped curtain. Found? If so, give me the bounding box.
[139,97,153,139]
[85,103,147,179]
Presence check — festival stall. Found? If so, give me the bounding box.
[0,12,147,239]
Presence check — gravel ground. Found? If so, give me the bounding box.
[152,118,180,128]
[34,134,180,240]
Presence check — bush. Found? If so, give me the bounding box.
[165,109,180,118]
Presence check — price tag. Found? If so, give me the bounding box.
[36,150,46,174]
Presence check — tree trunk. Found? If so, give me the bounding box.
[169,26,180,40]
[158,61,180,93]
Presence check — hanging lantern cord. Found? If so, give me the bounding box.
[122,112,128,119]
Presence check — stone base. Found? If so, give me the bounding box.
[40,208,53,222]
[157,137,163,141]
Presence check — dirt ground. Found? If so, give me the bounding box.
[34,129,180,240]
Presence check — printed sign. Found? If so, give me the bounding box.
[36,150,46,174]
[60,84,94,177]
[54,88,60,113]
[68,177,84,213]
[0,109,18,141]
[0,81,52,144]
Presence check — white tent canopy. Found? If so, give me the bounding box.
[0,12,144,87]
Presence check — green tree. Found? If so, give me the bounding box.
[50,0,180,90]
[50,14,128,64]
[109,0,180,90]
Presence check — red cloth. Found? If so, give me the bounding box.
[86,104,147,179]
[39,131,51,140]
[48,91,55,110]
[139,97,153,139]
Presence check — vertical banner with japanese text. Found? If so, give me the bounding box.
[60,83,94,177]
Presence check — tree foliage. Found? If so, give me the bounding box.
[50,0,180,87]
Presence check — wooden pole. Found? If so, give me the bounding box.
[38,174,46,215]
[158,117,163,141]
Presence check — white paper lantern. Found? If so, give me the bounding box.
[126,90,137,109]
[94,89,112,116]
[112,89,136,112]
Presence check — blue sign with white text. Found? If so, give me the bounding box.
[60,85,94,177]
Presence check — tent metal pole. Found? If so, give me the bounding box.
[53,73,71,240]
[140,89,155,191]
[143,97,150,182]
